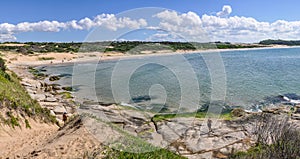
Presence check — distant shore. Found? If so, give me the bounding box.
[3,44,300,67]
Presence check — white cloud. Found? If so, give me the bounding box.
[0,34,16,41]
[153,9,300,43]
[0,14,147,42]
[217,5,232,17]
[154,10,207,42]
[2,6,300,43]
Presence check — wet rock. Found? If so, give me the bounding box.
[231,108,245,117]
[49,76,60,81]
[62,86,73,91]
[50,84,61,91]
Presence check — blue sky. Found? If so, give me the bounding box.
[1,0,300,42]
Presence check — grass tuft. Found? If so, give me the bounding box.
[38,57,55,61]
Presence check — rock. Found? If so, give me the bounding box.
[213,151,228,159]
[231,108,245,117]
[157,124,180,143]
[184,152,213,159]
[294,106,300,114]
[21,82,33,87]
[50,110,56,116]
[292,114,300,120]
[51,84,61,91]
[39,102,60,108]
[44,97,58,102]
[135,124,152,134]
[219,147,231,154]
[66,113,73,117]
[124,125,138,134]
[263,109,280,114]
[62,86,73,91]
[166,119,189,136]
[53,106,67,114]
[49,75,60,81]
[30,94,46,101]
[65,107,75,114]
[56,118,64,127]
[122,110,149,126]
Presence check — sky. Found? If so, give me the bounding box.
[1,0,300,43]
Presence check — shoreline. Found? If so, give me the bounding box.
[2,46,300,158]
[4,44,300,112]
[7,63,78,126]
[3,45,300,67]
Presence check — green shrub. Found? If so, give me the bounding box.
[230,114,300,159]
[25,119,31,129]
[6,111,20,129]
[103,147,186,159]
[59,91,73,99]
[62,86,73,91]
[0,59,56,127]
[0,58,6,71]
[38,57,55,61]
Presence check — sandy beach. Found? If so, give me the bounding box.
[2,45,298,67]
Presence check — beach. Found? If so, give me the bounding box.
[1,45,300,158]
[3,45,297,67]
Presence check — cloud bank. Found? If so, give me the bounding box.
[1,5,300,43]
[0,14,147,41]
[152,6,300,42]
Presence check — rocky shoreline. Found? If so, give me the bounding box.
[8,65,77,126]
[6,63,300,159]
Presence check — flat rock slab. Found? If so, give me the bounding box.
[44,97,58,102]
[30,94,46,101]
[53,106,67,114]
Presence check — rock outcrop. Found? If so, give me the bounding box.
[78,104,260,159]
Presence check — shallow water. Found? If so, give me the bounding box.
[43,47,300,111]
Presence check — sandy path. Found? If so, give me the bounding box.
[0,120,58,158]
[0,117,101,158]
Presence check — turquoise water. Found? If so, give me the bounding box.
[43,47,300,110]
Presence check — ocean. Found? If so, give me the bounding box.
[42,47,300,112]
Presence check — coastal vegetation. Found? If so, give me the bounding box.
[230,114,300,159]
[103,147,186,159]
[152,109,236,122]
[0,41,267,54]
[0,58,56,128]
[259,39,300,46]
[28,66,47,79]
[38,57,55,61]
[81,113,187,159]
